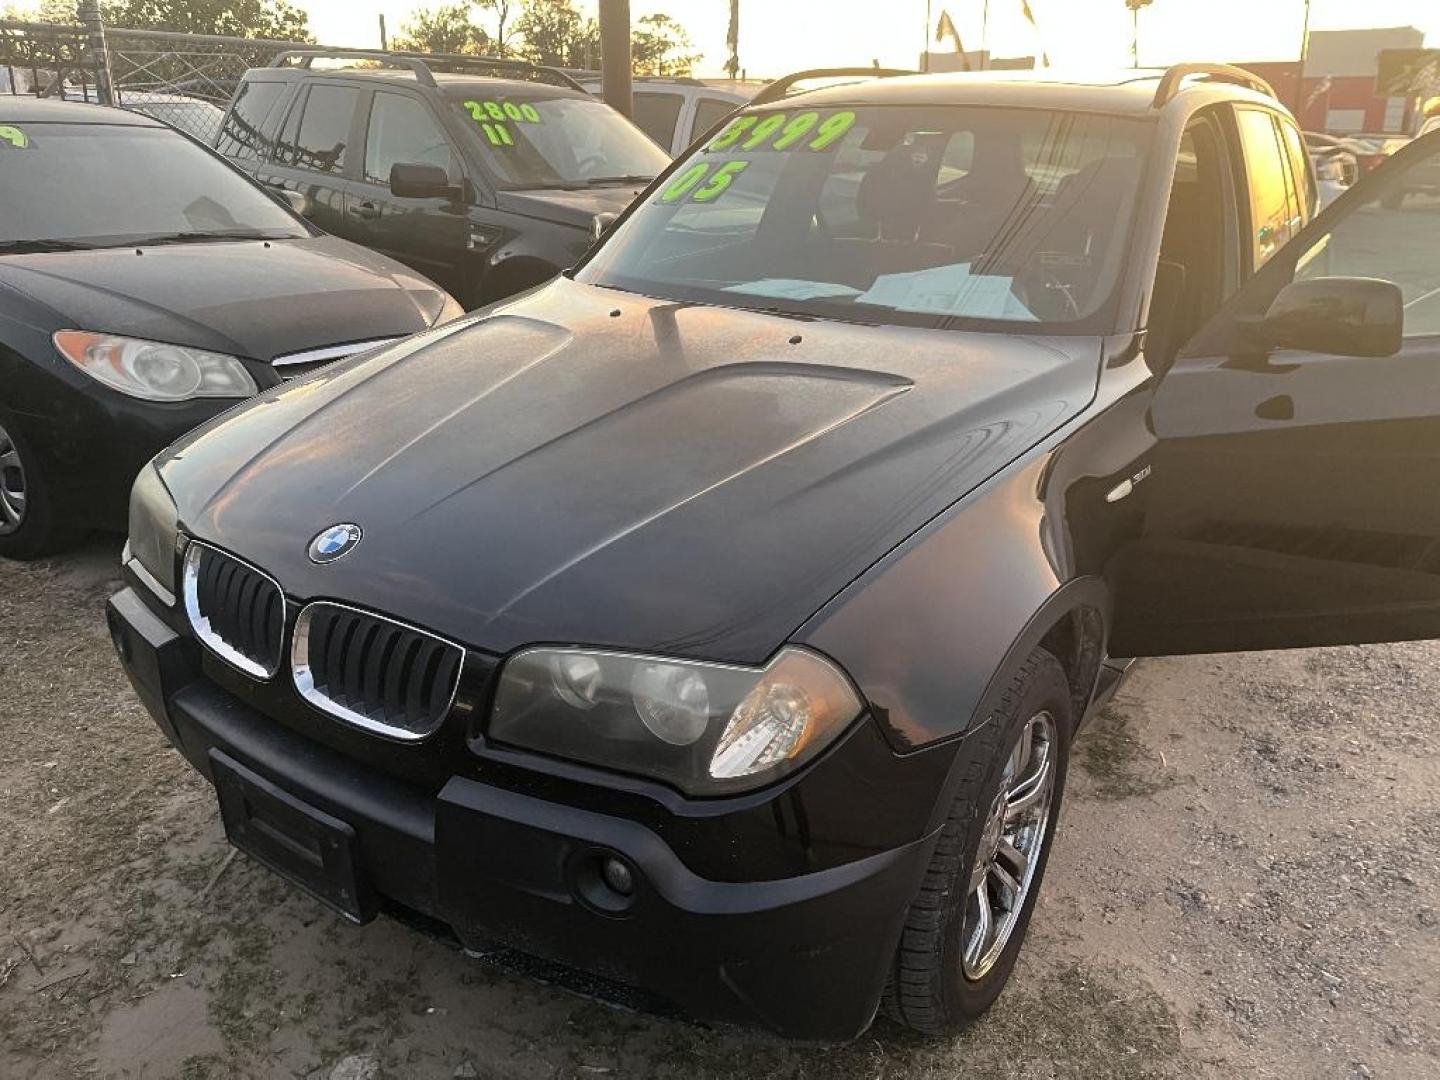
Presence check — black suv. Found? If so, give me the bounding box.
[111,65,1440,1040]
[214,50,670,307]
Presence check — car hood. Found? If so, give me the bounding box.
[495,185,647,230]
[161,278,1099,663]
[0,236,446,362]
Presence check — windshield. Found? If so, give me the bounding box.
[0,122,307,250]
[445,92,670,190]
[579,104,1151,331]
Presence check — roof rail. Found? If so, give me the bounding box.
[269,49,584,92]
[1151,63,1276,109]
[750,67,917,107]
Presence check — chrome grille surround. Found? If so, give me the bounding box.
[271,337,401,381]
[291,601,465,742]
[182,541,286,679]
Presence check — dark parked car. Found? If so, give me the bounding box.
[0,97,462,560]
[109,65,1440,1040]
[214,50,671,307]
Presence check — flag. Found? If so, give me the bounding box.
[935,9,970,71]
[1017,0,1051,68]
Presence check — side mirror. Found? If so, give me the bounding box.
[591,211,619,243]
[390,162,459,200]
[1253,277,1403,358]
[277,188,311,218]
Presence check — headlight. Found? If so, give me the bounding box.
[1315,157,1343,183]
[433,294,467,325]
[488,645,864,795]
[54,331,258,402]
[127,463,180,603]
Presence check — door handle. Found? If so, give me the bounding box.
[348,201,381,220]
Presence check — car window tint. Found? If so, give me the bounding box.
[216,80,286,161]
[692,97,738,139]
[1296,138,1440,338]
[278,84,358,174]
[1236,108,1295,270]
[364,91,453,186]
[632,92,684,149]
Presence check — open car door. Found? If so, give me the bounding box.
[1111,129,1440,657]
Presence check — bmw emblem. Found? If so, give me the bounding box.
[308,523,362,564]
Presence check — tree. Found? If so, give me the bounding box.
[99,0,312,40]
[513,0,597,69]
[394,3,490,55]
[632,12,700,77]
[394,1,517,57]
[2,0,81,22]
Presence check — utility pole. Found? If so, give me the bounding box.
[1294,0,1313,119]
[77,0,114,106]
[924,0,932,73]
[598,0,632,118]
[1125,0,1153,69]
[981,0,989,70]
[378,14,388,51]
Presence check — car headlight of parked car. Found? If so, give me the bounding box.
[54,331,258,401]
[489,645,864,794]
[127,463,181,602]
[433,294,468,325]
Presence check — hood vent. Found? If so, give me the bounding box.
[291,602,464,741]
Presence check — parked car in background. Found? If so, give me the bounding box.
[110,63,1440,1040]
[1303,130,1358,205]
[0,97,461,559]
[115,89,226,142]
[1381,114,1440,207]
[578,75,761,154]
[215,51,670,307]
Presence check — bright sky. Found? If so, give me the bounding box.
[300,0,1440,78]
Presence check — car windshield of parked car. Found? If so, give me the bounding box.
[0,122,307,250]
[578,104,1151,330]
[445,91,670,189]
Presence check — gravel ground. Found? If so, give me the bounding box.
[1,541,1436,1079]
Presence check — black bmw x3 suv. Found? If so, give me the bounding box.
[110,65,1440,1039]
[214,50,670,308]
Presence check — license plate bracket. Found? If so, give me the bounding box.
[211,750,374,922]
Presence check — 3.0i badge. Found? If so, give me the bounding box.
[308,523,362,564]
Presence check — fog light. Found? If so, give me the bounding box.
[601,856,634,896]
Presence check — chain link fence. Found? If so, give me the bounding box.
[0,17,310,145]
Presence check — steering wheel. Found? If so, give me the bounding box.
[574,151,606,177]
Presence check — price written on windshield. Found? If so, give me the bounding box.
[463,99,543,148]
[659,110,857,205]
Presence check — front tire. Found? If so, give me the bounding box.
[0,412,77,560]
[884,647,1073,1035]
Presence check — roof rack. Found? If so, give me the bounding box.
[269,49,585,92]
[750,67,917,107]
[1151,63,1276,109]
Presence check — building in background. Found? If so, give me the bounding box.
[1240,26,1426,135]
[921,50,1035,73]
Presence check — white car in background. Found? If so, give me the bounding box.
[580,76,761,154]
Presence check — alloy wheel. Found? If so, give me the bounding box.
[0,420,27,535]
[961,710,1057,980]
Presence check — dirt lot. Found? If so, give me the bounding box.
[1,542,1436,1079]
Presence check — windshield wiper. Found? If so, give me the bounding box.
[0,239,92,254]
[580,175,655,187]
[122,229,291,247]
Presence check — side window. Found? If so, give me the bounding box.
[631,92,684,150]
[1235,108,1295,270]
[363,92,454,187]
[216,80,286,161]
[276,84,359,174]
[692,97,738,139]
[1296,136,1440,338]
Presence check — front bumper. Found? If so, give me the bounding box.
[107,586,939,1040]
